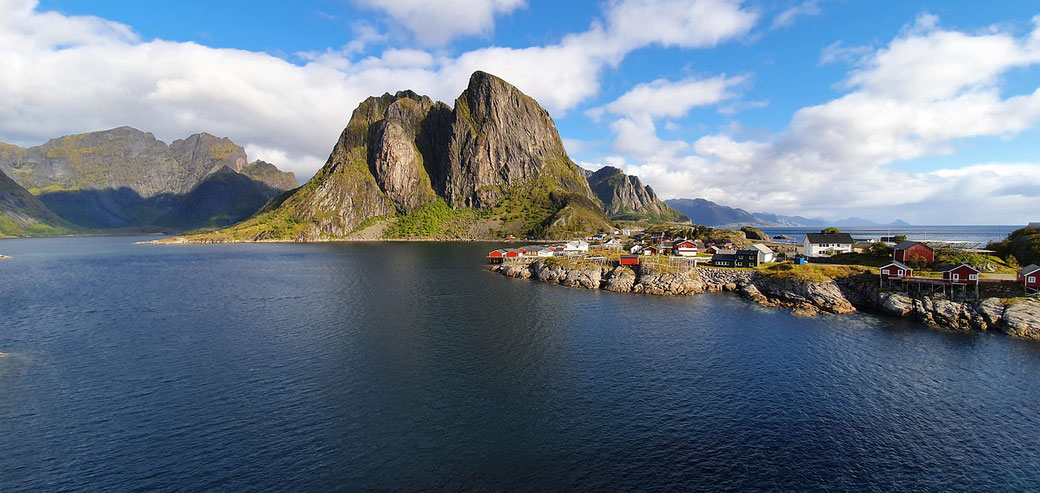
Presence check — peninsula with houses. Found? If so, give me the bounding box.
[491,225,1040,340]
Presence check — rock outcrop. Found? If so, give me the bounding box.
[202,71,610,242]
[586,166,685,222]
[493,261,1040,339]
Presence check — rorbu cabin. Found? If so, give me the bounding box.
[503,249,523,259]
[620,255,639,266]
[893,241,934,264]
[943,264,980,285]
[487,249,506,264]
[1018,264,1040,292]
[880,261,913,280]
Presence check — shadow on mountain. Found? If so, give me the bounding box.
[38,167,285,231]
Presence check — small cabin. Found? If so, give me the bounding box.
[943,264,980,285]
[620,255,639,266]
[1017,264,1040,289]
[642,246,659,256]
[880,261,913,280]
[503,249,523,258]
[672,239,698,257]
[893,241,934,264]
[488,249,505,258]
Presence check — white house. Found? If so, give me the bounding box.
[629,244,643,254]
[749,243,775,263]
[564,240,589,252]
[803,233,854,257]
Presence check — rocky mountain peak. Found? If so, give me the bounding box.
[587,166,684,222]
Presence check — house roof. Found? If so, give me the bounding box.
[1018,264,1040,275]
[894,240,931,251]
[881,260,911,270]
[750,243,773,253]
[945,263,980,273]
[805,233,855,245]
[736,249,759,256]
[712,253,737,261]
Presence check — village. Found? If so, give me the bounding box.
[489,228,1040,299]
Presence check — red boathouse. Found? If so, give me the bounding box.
[943,264,980,285]
[620,255,639,266]
[893,241,934,264]
[880,261,913,280]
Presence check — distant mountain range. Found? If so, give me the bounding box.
[664,198,910,228]
[0,127,298,231]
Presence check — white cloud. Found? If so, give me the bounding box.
[599,75,746,119]
[597,14,1040,224]
[771,0,821,30]
[352,0,526,46]
[0,0,758,179]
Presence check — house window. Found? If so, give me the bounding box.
[897,269,904,276]
[969,274,978,281]
[1029,276,1036,283]
[952,273,959,281]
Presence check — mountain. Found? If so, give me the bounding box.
[0,127,297,231]
[586,166,686,222]
[154,167,285,229]
[201,71,609,241]
[240,160,299,191]
[0,167,72,236]
[664,197,909,228]
[664,198,771,227]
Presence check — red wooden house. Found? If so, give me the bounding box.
[620,255,639,266]
[672,239,698,257]
[943,264,980,285]
[503,249,523,258]
[880,261,913,280]
[1018,264,1040,291]
[642,246,659,256]
[893,241,934,264]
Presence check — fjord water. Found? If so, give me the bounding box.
[2,238,1039,491]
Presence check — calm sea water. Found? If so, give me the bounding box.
[2,236,1040,491]
[760,225,1023,247]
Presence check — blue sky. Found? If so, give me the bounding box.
[5,0,1040,224]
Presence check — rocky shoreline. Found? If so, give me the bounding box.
[493,259,1040,340]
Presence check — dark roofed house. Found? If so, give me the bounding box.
[943,264,980,285]
[734,249,759,267]
[712,253,737,267]
[893,241,934,264]
[803,233,855,257]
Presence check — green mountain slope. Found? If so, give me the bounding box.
[0,168,73,237]
[191,71,609,241]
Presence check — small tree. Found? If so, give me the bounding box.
[821,227,843,234]
[892,234,908,243]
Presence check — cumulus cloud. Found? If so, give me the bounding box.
[597,14,1040,224]
[352,0,526,46]
[0,0,758,179]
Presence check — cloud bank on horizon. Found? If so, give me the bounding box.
[1,0,1038,224]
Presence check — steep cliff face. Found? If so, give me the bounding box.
[0,168,72,236]
[200,71,609,241]
[0,127,296,231]
[444,71,594,208]
[587,166,685,222]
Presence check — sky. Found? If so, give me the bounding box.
[2,0,1039,225]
